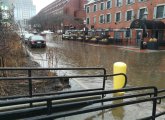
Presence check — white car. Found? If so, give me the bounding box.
[23,33,34,44]
[62,30,71,40]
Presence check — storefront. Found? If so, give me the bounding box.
[130,19,165,49]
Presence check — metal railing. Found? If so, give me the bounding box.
[0,67,107,99]
[0,67,164,120]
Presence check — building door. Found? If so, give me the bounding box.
[136,30,142,46]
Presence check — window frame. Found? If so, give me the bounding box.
[93,4,97,12]
[86,6,90,13]
[99,14,105,24]
[106,0,112,9]
[93,16,96,24]
[138,7,148,19]
[86,17,90,25]
[106,13,111,23]
[116,0,123,7]
[124,28,132,38]
[155,4,165,19]
[115,12,122,22]
[138,0,147,2]
[126,0,135,5]
[126,9,134,21]
[100,2,105,10]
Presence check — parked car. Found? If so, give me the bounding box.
[62,30,71,40]
[28,35,46,48]
[23,33,33,44]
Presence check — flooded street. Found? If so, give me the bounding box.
[27,34,165,120]
[28,34,165,90]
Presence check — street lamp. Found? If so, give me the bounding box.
[142,10,148,20]
[140,9,148,49]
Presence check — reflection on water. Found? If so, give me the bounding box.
[45,39,165,90]
[111,94,125,120]
[28,35,165,120]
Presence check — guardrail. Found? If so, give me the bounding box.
[0,67,106,99]
[0,67,164,120]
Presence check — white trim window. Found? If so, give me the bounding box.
[116,0,123,7]
[154,5,165,19]
[124,29,132,38]
[86,6,90,13]
[93,4,97,12]
[107,0,112,9]
[126,0,135,5]
[93,16,96,24]
[125,10,134,21]
[99,14,105,23]
[106,13,111,23]
[100,2,105,10]
[115,12,122,22]
[138,7,148,19]
[86,17,90,25]
[138,0,147,2]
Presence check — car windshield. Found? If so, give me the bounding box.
[31,35,44,41]
[25,34,33,39]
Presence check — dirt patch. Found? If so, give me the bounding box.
[0,57,71,97]
[0,34,70,97]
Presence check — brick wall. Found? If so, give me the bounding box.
[86,0,165,29]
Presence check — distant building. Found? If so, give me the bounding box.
[6,0,36,28]
[85,0,165,46]
[38,0,87,31]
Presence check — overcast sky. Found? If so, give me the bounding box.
[33,0,55,13]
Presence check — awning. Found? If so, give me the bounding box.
[130,19,165,30]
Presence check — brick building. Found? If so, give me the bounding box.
[85,0,165,47]
[38,0,87,31]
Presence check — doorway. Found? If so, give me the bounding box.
[136,29,143,47]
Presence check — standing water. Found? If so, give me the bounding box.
[27,34,165,120]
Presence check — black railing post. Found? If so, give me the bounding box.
[47,100,52,115]
[102,69,106,98]
[28,69,33,107]
[152,87,158,120]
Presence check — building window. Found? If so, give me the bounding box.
[138,8,147,19]
[106,14,111,23]
[124,28,131,38]
[93,4,97,12]
[138,0,147,2]
[126,10,133,21]
[126,0,134,5]
[100,2,104,10]
[107,0,112,9]
[94,16,96,24]
[116,0,122,7]
[156,5,165,18]
[115,12,121,22]
[86,18,90,24]
[86,6,90,13]
[99,15,105,23]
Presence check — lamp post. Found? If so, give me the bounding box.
[140,9,148,49]
[61,22,63,33]
[142,10,148,20]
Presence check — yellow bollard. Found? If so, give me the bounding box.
[113,62,127,90]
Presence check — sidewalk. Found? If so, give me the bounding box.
[117,45,165,53]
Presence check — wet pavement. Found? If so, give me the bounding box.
[25,34,165,120]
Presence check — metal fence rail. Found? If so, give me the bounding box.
[0,86,164,120]
[0,67,108,100]
[0,67,164,120]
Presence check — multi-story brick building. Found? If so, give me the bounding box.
[85,0,165,47]
[38,0,87,31]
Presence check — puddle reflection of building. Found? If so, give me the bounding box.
[111,93,125,120]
